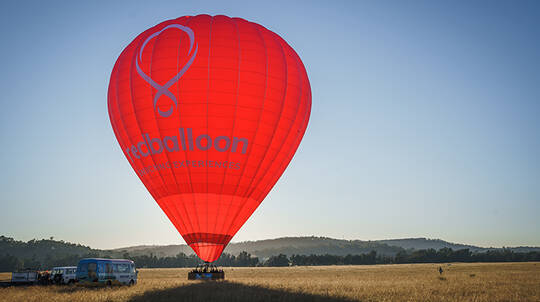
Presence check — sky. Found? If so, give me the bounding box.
[0,0,539,250]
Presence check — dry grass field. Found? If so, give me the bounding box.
[0,262,539,302]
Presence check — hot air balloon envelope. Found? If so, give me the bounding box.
[108,14,311,262]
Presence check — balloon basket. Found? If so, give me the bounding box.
[188,263,225,280]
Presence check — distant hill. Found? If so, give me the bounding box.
[223,237,404,258]
[109,237,405,258]
[109,236,540,259]
[377,238,540,253]
[2,235,539,262]
[110,244,193,258]
[378,238,482,252]
[0,236,99,262]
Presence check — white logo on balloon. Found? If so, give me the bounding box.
[136,24,198,117]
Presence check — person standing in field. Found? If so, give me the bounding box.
[438,266,443,275]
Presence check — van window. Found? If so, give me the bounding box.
[130,263,135,273]
[88,263,97,274]
[117,263,129,273]
[106,263,113,274]
[88,263,97,279]
[78,263,88,273]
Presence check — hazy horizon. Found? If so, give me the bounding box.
[1,0,539,250]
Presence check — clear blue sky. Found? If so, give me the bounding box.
[1,0,539,249]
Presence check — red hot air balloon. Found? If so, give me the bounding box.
[108,15,311,262]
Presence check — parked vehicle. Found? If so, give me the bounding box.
[11,270,51,285]
[11,270,38,284]
[76,258,137,286]
[51,266,77,284]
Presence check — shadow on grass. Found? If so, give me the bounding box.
[128,281,356,302]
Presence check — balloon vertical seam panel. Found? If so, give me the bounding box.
[108,15,311,262]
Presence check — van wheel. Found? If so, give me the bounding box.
[68,280,74,285]
[106,280,112,287]
[129,280,134,286]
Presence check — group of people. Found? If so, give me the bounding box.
[191,263,223,273]
[187,263,225,280]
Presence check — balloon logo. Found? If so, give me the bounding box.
[108,15,311,262]
[136,24,198,117]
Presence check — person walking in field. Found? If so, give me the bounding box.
[438,266,443,275]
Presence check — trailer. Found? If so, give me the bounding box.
[11,271,39,285]
[0,270,51,287]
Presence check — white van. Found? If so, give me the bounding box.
[51,266,77,284]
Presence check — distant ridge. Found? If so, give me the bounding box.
[110,236,403,258]
[0,235,98,263]
[378,238,481,252]
[377,238,540,253]
[110,236,540,258]
[2,235,539,261]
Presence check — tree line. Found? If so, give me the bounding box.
[1,248,539,272]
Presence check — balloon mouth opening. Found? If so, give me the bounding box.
[184,233,232,262]
[189,243,227,263]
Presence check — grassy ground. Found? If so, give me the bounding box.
[0,262,539,301]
